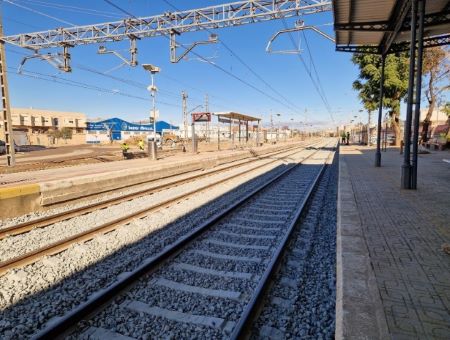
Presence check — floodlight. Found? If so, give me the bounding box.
[142,64,161,74]
[98,46,107,54]
[209,34,218,42]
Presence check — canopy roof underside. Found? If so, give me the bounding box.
[333,0,450,53]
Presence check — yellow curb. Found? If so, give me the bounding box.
[0,184,40,200]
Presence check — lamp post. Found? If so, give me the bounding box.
[142,64,160,160]
[276,113,281,142]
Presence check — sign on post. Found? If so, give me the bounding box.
[218,117,231,124]
[150,109,160,119]
[192,112,211,122]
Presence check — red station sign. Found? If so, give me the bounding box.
[192,112,211,122]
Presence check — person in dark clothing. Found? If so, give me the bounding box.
[346,131,350,145]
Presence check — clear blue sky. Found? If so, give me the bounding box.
[2,0,376,128]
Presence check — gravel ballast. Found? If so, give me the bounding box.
[65,147,334,339]
[0,145,326,339]
[253,152,338,339]
[0,147,310,262]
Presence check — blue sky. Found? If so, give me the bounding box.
[3,0,373,128]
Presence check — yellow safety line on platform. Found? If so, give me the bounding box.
[0,184,40,200]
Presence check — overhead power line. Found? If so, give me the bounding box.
[281,18,335,122]
[16,0,123,19]
[103,0,307,117]
[7,60,182,107]
[102,0,136,19]
[161,0,304,116]
[4,0,75,26]
[6,46,214,107]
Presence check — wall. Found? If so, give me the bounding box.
[28,132,86,146]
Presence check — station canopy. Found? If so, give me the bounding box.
[333,0,450,54]
[214,112,261,122]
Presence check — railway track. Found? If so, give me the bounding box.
[0,140,319,240]
[252,153,337,338]
[31,141,336,339]
[0,141,323,275]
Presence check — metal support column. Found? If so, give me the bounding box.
[375,55,386,167]
[0,16,15,167]
[401,0,418,189]
[246,121,249,143]
[182,91,188,140]
[191,123,197,153]
[411,0,426,190]
[384,115,388,151]
[256,120,260,146]
[217,125,220,151]
[238,119,241,143]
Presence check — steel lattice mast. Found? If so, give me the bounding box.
[1,0,331,49]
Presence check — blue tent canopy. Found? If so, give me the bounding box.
[86,118,178,134]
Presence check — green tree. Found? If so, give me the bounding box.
[352,53,409,146]
[47,129,62,139]
[60,127,73,140]
[421,47,449,142]
[443,102,450,117]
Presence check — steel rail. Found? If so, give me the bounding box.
[230,146,336,339]
[0,143,323,275]
[31,143,332,340]
[0,141,317,240]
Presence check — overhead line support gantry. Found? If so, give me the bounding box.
[0,0,332,166]
[1,0,331,49]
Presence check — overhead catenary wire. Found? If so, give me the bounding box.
[7,46,186,101]
[102,0,136,19]
[3,0,76,26]
[103,0,306,117]
[158,73,230,105]
[6,0,315,116]
[6,46,213,108]
[301,30,330,109]
[16,0,123,19]
[280,18,335,123]
[161,0,305,117]
[3,16,41,30]
[8,65,183,108]
[3,1,230,110]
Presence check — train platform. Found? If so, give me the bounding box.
[337,145,450,339]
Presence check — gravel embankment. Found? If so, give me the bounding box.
[253,152,337,339]
[0,146,323,339]
[67,153,330,339]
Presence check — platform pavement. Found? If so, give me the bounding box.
[337,145,450,339]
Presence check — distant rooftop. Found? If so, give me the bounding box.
[214,112,261,122]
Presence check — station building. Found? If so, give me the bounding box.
[86,118,178,143]
[0,107,86,146]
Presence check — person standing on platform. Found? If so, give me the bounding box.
[121,142,130,158]
[346,131,350,145]
[341,131,346,144]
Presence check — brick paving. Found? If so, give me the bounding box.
[341,146,450,339]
